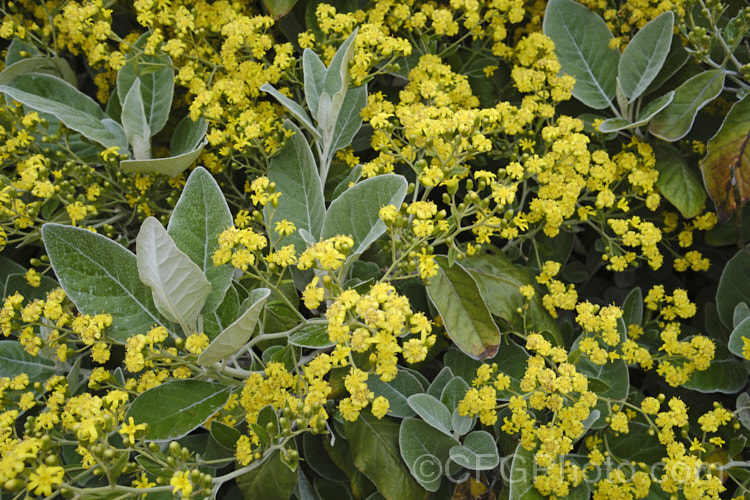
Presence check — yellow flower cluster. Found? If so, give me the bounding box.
[212,226,268,271]
[576,302,624,364]
[536,261,578,318]
[237,361,331,463]
[461,335,598,498]
[324,282,436,388]
[622,286,715,386]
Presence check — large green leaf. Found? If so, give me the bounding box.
[0,73,128,151]
[236,450,299,500]
[543,0,619,109]
[120,142,206,177]
[406,394,453,436]
[41,223,169,343]
[368,370,424,419]
[653,143,706,219]
[449,430,499,471]
[596,90,673,133]
[716,250,750,329]
[331,84,367,153]
[167,166,234,313]
[426,256,500,360]
[120,78,151,160]
[700,93,750,222]
[399,418,460,492]
[260,83,321,140]
[0,340,57,384]
[125,379,230,441]
[288,323,334,348]
[171,116,208,156]
[617,11,673,100]
[508,444,544,500]
[460,249,560,343]
[644,35,690,95]
[116,42,173,137]
[266,120,325,255]
[204,285,240,340]
[136,217,211,333]
[683,340,747,393]
[321,174,408,258]
[343,410,428,500]
[0,56,76,86]
[323,29,357,98]
[650,70,725,141]
[303,48,328,118]
[197,288,271,366]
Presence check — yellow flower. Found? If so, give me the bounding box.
[302,277,325,310]
[170,470,193,497]
[185,333,210,355]
[371,396,390,418]
[274,219,296,236]
[119,416,147,445]
[27,464,64,496]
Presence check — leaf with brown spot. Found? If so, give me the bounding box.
[701,93,750,222]
[426,256,500,360]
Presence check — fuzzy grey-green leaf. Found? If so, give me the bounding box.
[197,288,271,366]
[543,0,619,109]
[427,256,501,360]
[618,11,673,99]
[125,379,230,441]
[42,223,169,343]
[266,120,325,255]
[136,217,211,332]
[167,166,234,313]
[321,174,408,258]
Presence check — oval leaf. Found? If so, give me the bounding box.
[461,248,561,344]
[266,120,325,255]
[167,166,234,313]
[289,323,335,348]
[543,0,619,109]
[120,141,205,178]
[618,11,674,100]
[426,256,500,360]
[716,250,750,329]
[171,116,208,156]
[136,217,211,333]
[407,394,453,436]
[399,418,460,492]
[197,288,271,366]
[368,370,424,419]
[650,69,725,141]
[125,379,231,441]
[654,143,706,218]
[0,73,127,151]
[321,174,408,258]
[700,92,750,222]
[0,340,57,384]
[449,430,499,471]
[41,223,169,342]
[343,410,428,500]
